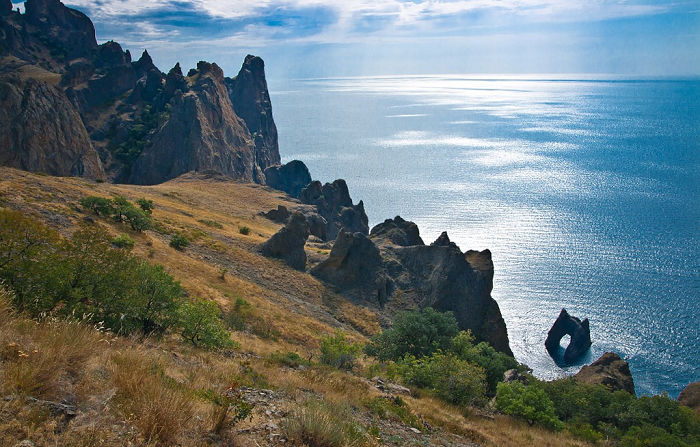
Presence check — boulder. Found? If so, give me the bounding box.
[264,160,311,198]
[260,212,310,271]
[370,216,424,247]
[545,308,592,363]
[226,55,280,179]
[311,230,391,307]
[0,76,104,179]
[261,205,291,223]
[574,352,635,395]
[503,369,529,385]
[678,381,700,414]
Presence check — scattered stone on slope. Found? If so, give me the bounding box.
[545,308,592,363]
[260,211,310,271]
[264,159,311,198]
[574,352,635,395]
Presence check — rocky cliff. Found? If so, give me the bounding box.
[0,0,279,184]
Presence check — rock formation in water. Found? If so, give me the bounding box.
[0,0,279,184]
[264,160,312,198]
[574,352,635,395]
[545,308,592,362]
[678,381,700,414]
[260,212,310,271]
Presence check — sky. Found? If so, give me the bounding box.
[13,0,700,79]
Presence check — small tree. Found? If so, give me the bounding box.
[365,308,459,361]
[112,234,135,250]
[320,330,362,370]
[123,206,151,231]
[135,198,154,214]
[496,382,563,430]
[176,297,236,349]
[79,196,115,216]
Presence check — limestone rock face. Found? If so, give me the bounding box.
[312,230,392,306]
[370,216,424,247]
[574,352,635,395]
[264,160,311,198]
[0,76,103,179]
[128,61,255,185]
[545,308,592,363]
[299,179,369,241]
[227,55,280,179]
[260,211,310,271]
[678,381,700,414]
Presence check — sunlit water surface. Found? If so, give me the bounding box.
[269,76,700,397]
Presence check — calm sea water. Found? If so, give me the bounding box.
[268,76,700,397]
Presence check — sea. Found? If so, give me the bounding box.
[268,75,700,398]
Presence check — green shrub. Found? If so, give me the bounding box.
[267,351,309,369]
[135,198,154,214]
[450,331,520,394]
[169,234,189,250]
[176,297,236,350]
[112,233,135,250]
[198,219,223,229]
[364,396,423,429]
[495,382,563,430]
[238,226,250,235]
[397,351,486,407]
[320,330,362,370]
[79,196,115,216]
[364,307,459,361]
[225,296,251,331]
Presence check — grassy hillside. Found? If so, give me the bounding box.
[0,167,597,446]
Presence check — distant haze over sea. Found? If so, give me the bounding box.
[271,75,700,397]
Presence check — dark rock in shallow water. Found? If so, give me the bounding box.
[574,352,635,395]
[545,308,592,363]
[264,160,311,198]
[370,216,424,247]
[678,381,700,414]
[260,212,309,271]
[311,230,392,307]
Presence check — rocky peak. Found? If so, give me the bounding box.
[431,231,459,249]
[226,54,280,174]
[133,49,158,79]
[299,179,369,241]
[95,41,131,69]
[264,159,312,198]
[24,0,97,58]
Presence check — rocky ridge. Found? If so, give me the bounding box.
[0,0,278,185]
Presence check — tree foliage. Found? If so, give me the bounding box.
[320,330,362,370]
[364,307,459,361]
[496,381,563,430]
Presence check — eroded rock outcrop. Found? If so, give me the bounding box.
[24,0,97,59]
[678,381,700,414]
[370,216,424,247]
[312,230,392,306]
[574,352,635,395]
[0,75,103,179]
[545,308,592,363]
[299,179,369,241]
[264,160,311,198]
[226,55,280,180]
[260,212,310,271]
[128,61,255,185]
